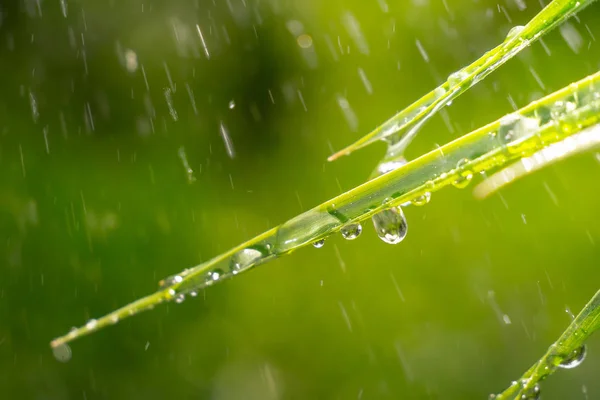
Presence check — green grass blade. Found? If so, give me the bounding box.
[50,70,600,349]
[327,0,597,162]
[492,290,600,400]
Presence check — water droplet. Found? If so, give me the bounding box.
[559,345,586,369]
[313,239,325,248]
[52,343,72,363]
[206,268,224,283]
[85,319,97,330]
[230,247,264,274]
[506,25,525,41]
[189,290,198,297]
[411,192,431,206]
[175,294,185,304]
[520,384,540,400]
[452,158,473,189]
[498,114,540,152]
[433,87,446,98]
[228,100,236,109]
[372,206,408,244]
[110,315,119,324]
[159,274,183,288]
[448,70,469,87]
[341,223,362,240]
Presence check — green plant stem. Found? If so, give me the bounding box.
[50,70,600,348]
[328,0,597,162]
[493,290,600,399]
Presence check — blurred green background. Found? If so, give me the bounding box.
[1,0,600,398]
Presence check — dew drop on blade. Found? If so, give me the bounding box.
[230,247,264,274]
[52,343,72,363]
[558,345,586,369]
[411,192,431,206]
[452,158,473,189]
[520,384,540,400]
[313,239,325,248]
[506,25,525,41]
[341,223,362,240]
[372,206,407,244]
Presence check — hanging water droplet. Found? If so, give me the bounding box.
[448,70,469,86]
[189,290,198,297]
[85,319,98,330]
[228,100,236,109]
[230,247,265,274]
[313,239,325,248]
[520,384,540,400]
[52,343,72,363]
[558,345,586,369]
[372,206,408,244]
[411,192,431,206]
[341,223,362,240]
[175,293,185,304]
[452,158,473,189]
[506,25,525,41]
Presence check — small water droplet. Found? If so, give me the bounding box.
[52,343,72,363]
[85,319,97,330]
[313,239,325,248]
[341,223,362,240]
[498,114,540,152]
[411,192,431,206]
[452,158,473,189]
[206,268,224,283]
[448,70,469,87]
[506,25,525,41]
[372,206,408,244]
[433,87,446,98]
[175,294,185,304]
[520,384,540,400]
[189,290,198,297]
[559,345,586,369]
[228,100,236,109]
[159,274,183,288]
[230,247,265,274]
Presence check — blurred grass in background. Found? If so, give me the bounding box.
[1,0,600,398]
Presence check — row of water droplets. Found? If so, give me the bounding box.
[489,344,587,400]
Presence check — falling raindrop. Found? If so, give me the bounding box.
[52,343,72,363]
[59,0,68,18]
[313,239,325,248]
[341,223,362,240]
[558,345,586,369]
[372,206,407,244]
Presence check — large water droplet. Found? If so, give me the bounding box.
[558,345,586,369]
[85,319,98,330]
[372,206,408,244]
[498,114,540,152]
[230,247,264,275]
[411,192,431,206]
[313,239,325,248]
[506,25,525,41]
[52,343,72,363]
[341,223,362,240]
[448,70,469,86]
